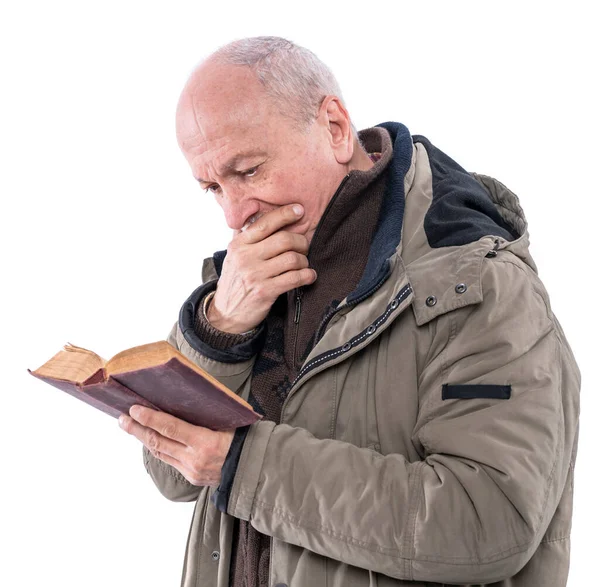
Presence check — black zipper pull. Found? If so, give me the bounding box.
[294,289,302,324]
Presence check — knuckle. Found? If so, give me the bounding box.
[291,234,307,252]
[190,458,204,477]
[275,231,291,248]
[146,430,161,451]
[285,251,299,266]
[254,284,268,299]
[254,220,268,234]
[242,270,256,287]
[162,422,177,438]
[204,435,220,454]
[301,268,313,284]
[289,271,303,287]
[287,232,298,247]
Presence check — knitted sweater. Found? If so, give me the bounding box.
[193,126,393,587]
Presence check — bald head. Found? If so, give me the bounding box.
[176,59,272,156]
[181,36,357,136]
[174,36,373,242]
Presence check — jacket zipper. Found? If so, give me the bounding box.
[294,288,303,324]
[283,274,411,419]
[291,174,350,366]
[292,286,304,365]
[314,262,392,345]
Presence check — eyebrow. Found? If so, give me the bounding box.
[196,151,268,184]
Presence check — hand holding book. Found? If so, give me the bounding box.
[119,404,235,487]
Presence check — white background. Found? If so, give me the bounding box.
[2,1,597,585]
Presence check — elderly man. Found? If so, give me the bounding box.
[118,36,581,587]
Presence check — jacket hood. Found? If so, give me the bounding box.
[378,121,534,270]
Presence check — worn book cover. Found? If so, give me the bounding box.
[28,340,261,430]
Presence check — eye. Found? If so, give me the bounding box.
[242,166,258,177]
[203,184,220,194]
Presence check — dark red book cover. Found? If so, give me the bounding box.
[28,352,261,430]
[27,370,160,419]
[111,358,259,430]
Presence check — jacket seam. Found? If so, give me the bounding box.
[416,318,438,392]
[248,497,535,565]
[420,313,454,430]
[329,366,338,440]
[531,331,564,536]
[527,331,563,537]
[194,489,211,587]
[540,535,570,544]
[407,460,425,579]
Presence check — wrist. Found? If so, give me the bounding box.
[204,291,258,336]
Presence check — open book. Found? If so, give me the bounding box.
[28,340,261,430]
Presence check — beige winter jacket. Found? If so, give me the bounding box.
[143,122,581,587]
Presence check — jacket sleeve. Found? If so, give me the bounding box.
[143,280,265,503]
[225,257,581,584]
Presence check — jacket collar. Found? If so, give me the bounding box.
[367,123,532,328]
[396,155,532,326]
[205,122,533,331]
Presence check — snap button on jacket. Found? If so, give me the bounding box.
[143,122,581,587]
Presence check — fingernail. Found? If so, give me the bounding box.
[130,405,140,418]
[293,205,303,216]
[118,415,126,427]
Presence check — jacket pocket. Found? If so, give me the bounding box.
[441,383,511,400]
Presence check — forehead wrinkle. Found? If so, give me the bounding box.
[193,141,230,183]
[195,149,268,184]
[182,77,271,184]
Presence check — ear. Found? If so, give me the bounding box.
[318,96,354,164]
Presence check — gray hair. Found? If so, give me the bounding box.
[209,36,358,139]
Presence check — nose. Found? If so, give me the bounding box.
[218,187,259,231]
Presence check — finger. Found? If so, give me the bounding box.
[241,204,304,244]
[128,405,195,446]
[119,413,186,460]
[147,448,196,482]
[256,230,309,260]
[261,250,310,279]
[269,267,317,295]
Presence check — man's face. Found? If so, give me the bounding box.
[175,61,349,242]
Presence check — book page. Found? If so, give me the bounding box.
[32,343,106,384]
